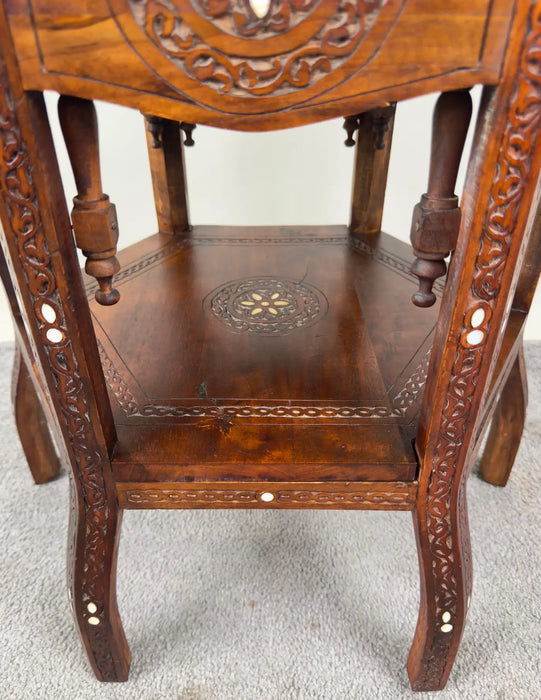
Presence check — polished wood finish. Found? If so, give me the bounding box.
[408,4,541,687]
[90,228,435,487]
[118,480,417,510]
[11,343,61,484]
[410,89,473,307]
[58,95,121,305]
[6,1,513,130]
[144,116,190,234]
[0,0,539,692]
[0,7,127,677]
[480,344,528,487]
[349,104,395,235]
[0,245,63,482]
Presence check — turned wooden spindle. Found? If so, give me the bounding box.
[410,89,472,307]
[58,95,120,305]
[343,104,394,151]
[343,115,359,147]
[180,122,196,146]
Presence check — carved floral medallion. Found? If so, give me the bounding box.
[206,276,327,334]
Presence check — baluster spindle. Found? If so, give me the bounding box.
[410,89,472,307]
[58,96,121,305]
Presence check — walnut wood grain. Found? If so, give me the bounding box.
[85,227,439,485]
[144,115,190,234]
[410,89,473,307]
[58,95,121,305]
[11,341,62,484]
[480,344,528,487]
[0,7,128,679]
[117,480,417,510]
[0,0,539,692]
[6,0,513,131]
[349,104,395,235]
[409,3,541,689]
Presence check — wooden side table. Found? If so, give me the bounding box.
[0,0,539,691]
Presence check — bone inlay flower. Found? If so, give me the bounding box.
[240,292,290,316]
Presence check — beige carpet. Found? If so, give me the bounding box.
[0,342,540,700]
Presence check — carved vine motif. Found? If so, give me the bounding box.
[207,276,327,334]
[85,233,424,298]
[124,485,415,508]
[420,4,541,688]
[192,0,320,38]
[128,0,384,96]
[349,236,446,295]
[0,59,118,679]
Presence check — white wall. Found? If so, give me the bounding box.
[0,92,539,340]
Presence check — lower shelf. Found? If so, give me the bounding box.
[88,225,442,497]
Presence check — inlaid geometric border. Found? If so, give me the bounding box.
[98,338,431,422]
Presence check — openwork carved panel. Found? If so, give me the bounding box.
[110,0,405,104]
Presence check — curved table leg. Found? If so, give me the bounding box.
[12,341,61,484]
[407,474,472,691]
[480,344,527,487]
[68,476,131,681]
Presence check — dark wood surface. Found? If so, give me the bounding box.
[11,342,62,484]
[0,0,539,691]
[88,227,437,486]
[6,1,513,130]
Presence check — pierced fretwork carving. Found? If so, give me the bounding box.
[410,89,473,307]
[58,96,121,306]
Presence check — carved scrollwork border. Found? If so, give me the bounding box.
[0,58,118,679]
[419,3,541,688]
[128,0,375,97]
[97,339,430,422]
[123,484,416,508]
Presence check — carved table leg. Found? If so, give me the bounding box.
[407,464,472,691]
[12,341,61,484]
[480,343,528,487]
[68,475,130,681]
[0,16,129,680]
[409,2,541,690]
[0,246,62,484]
